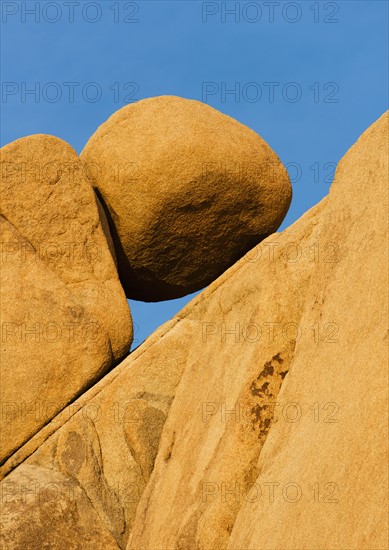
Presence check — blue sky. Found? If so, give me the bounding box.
[1,0,388,348]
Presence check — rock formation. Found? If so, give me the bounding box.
[129,110,389,550]
[0,109,387,550]
[0,135,133,465]
[81,96,292,301]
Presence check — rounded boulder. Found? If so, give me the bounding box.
[81,96,292,301]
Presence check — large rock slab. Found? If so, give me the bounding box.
[227,110,389,550]
[81,95,292,301]
[128,111,388,550]
[0,135,133,464]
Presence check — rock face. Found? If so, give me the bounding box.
[0,135,133,465]
[0,112,387,550]
[81,95,292,301]
[128,111,388,550]
[0,464,120,550]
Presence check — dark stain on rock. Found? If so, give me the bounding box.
[249,353,289,440]
[59,431,85,476]
[164,431,176,462]
[262,363,274,377]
